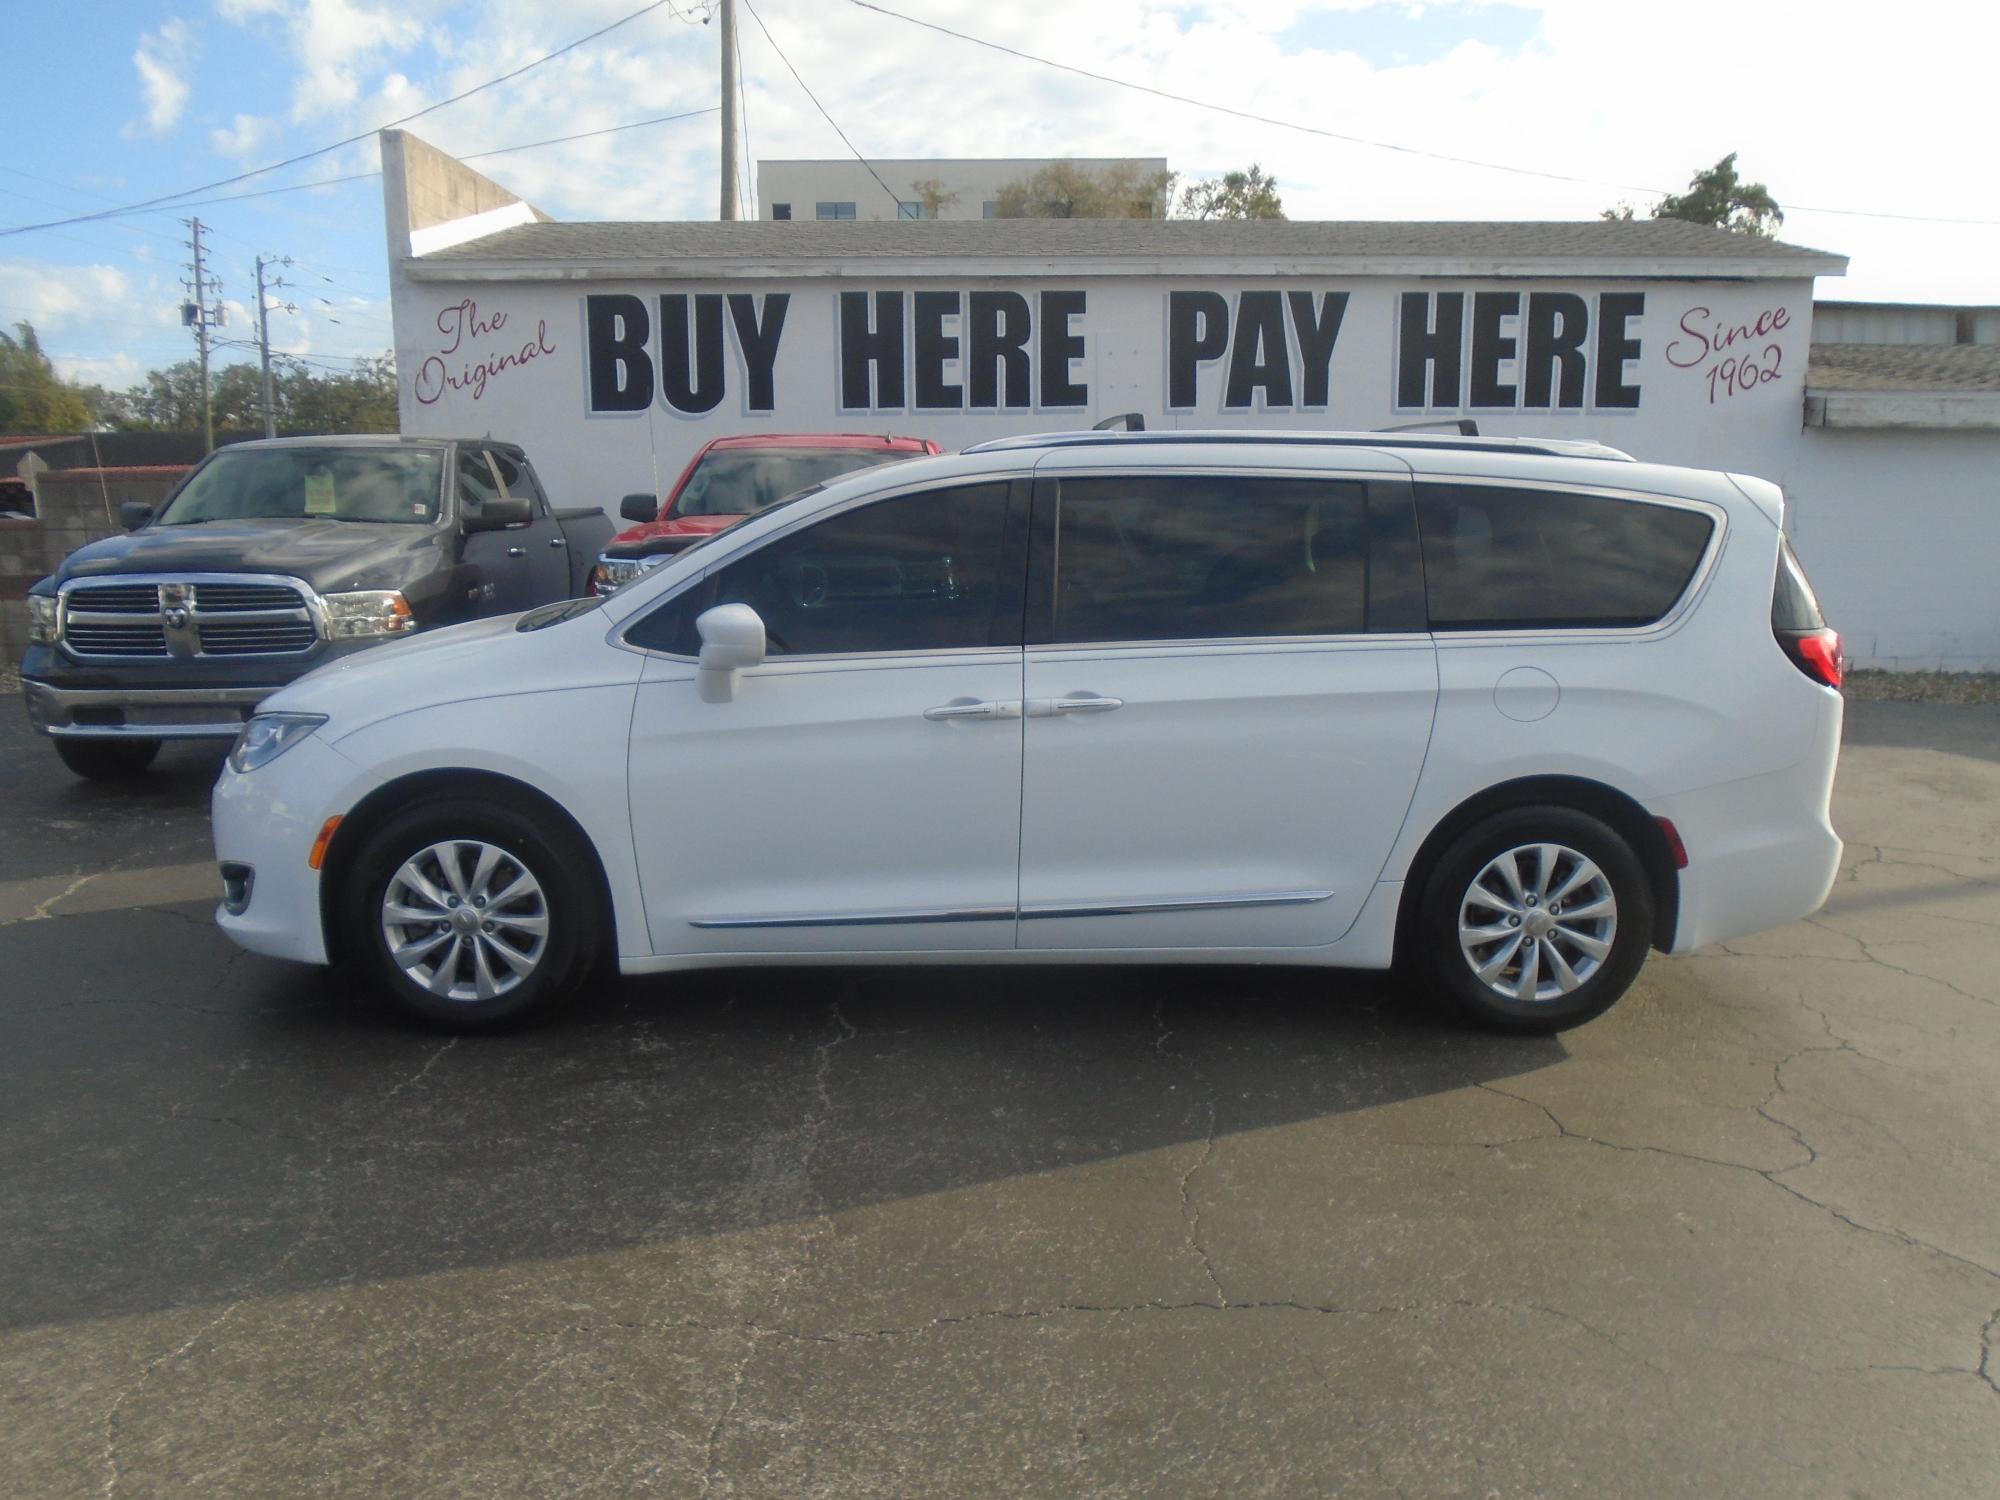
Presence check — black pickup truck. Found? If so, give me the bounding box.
[19,435,613,778]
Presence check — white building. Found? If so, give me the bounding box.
[381,131,2000,671]
[754,158,1169,222]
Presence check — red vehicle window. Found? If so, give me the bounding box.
[671,447,919,518]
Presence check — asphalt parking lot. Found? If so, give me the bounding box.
[2,696,1996,1498]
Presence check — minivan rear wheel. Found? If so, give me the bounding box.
[1411,804,1652,1033]
[341,797,599,1029]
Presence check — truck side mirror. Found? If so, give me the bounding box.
[119,502,154,531]
[620,493,659,524]
[695,603,766,703]
[463,496,533,532]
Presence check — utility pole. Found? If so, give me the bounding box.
[719,0,741,221]
[253,255,295,439]
[181,218,222,452]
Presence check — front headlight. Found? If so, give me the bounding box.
[323,589,416,639]
[228,712,328,774]
[590,554,669,597]
[26,591,57,645]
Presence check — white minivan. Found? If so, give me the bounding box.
[212,430,1844,1033]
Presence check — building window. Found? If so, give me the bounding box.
[982,201,999,219]
[898,201,925,219]
[815,201,856,220]
[772,203,792,220]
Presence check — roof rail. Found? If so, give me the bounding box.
[961,428,1636,461]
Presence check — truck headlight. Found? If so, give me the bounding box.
[26,591,57,644]
[590,554,669,597]
[323,590,416,639]
[229,713,328,774]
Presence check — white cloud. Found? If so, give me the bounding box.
[125,19,197,138]
[211,112,272,156]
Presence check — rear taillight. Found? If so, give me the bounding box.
[1777,627,1842,690]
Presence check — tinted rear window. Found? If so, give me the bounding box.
[1772,538,1825,631]
[1046,475,1369,644]
[1416,483,1713,631]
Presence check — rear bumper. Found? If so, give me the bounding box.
[22,679,279,740]
[1659,691,1845,954]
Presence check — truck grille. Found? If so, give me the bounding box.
[192,581,307,613]
[197,620,320,656]
[64,621,170,656]
[60,576,320,661]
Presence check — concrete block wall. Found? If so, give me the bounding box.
[0,467,188,666]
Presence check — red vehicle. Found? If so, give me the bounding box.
[589,432,943,595]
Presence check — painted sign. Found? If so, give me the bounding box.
[394,276,1813,512]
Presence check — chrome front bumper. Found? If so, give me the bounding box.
[21,681,278,740]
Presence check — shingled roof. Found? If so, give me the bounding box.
[406,217,1845,282]
[1806,343,2000,392]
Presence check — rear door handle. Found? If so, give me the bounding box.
[505,546,527,558]
[923,699,1023,721]
[549,536,567,548]
[1026,695,1123,717]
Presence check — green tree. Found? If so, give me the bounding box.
[1604,152,1783,236]
[0,323,93,433]
[1176,164,1285,220]
[993,161,1177,219]
[105,354,398,435]
[908,177,960,218]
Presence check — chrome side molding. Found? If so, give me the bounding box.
[691,890,1333,929]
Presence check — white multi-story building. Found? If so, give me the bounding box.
[754,158,1170,222]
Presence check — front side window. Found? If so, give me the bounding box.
[457,450,500,510]
[1415,483,1715,631]
[487,449,542,512]
[1042,475,1369,644]
[155,447,442,526]
[628,483,1014,658]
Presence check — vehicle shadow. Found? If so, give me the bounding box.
[2,922,1564,1333]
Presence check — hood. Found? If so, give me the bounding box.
[58,518,448,596]
[607,513,738,549]
[262,606,642,736]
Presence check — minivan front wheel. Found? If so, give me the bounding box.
[342,797,598,1028]
[1412,805,1652,1033]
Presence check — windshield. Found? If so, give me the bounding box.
[669,446,914,518]
[156,448,443,526]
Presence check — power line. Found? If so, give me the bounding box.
[54,106,720,224]
[0,0,689,238]
[743,0,901,212]
[844,0,2000,229]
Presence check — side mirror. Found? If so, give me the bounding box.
[695,603,766,703]
[463,495,533,533]
[620,493,659,524]
[119,501,154,531]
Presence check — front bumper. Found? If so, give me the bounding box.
[212,731,363,965]
[22,679,279,740]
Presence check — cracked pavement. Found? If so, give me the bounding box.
[1,698,1997,1497]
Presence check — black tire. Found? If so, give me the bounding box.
[1409,804,1653,1034]
[340,795,601,1030]
[54,738,162,780]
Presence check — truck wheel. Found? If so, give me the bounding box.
[341,796,599,1029]
[1410,804,1652,1034]
[54,738,162,780]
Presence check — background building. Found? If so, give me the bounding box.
[755,158,1169,222]
[382,131,1999,671]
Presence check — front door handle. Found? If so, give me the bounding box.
[1026,695,1124,717]
[549,536,567,548]
[505,546,527,558]
[923,699,1023,721]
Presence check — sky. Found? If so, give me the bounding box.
[5,0,1995,391]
